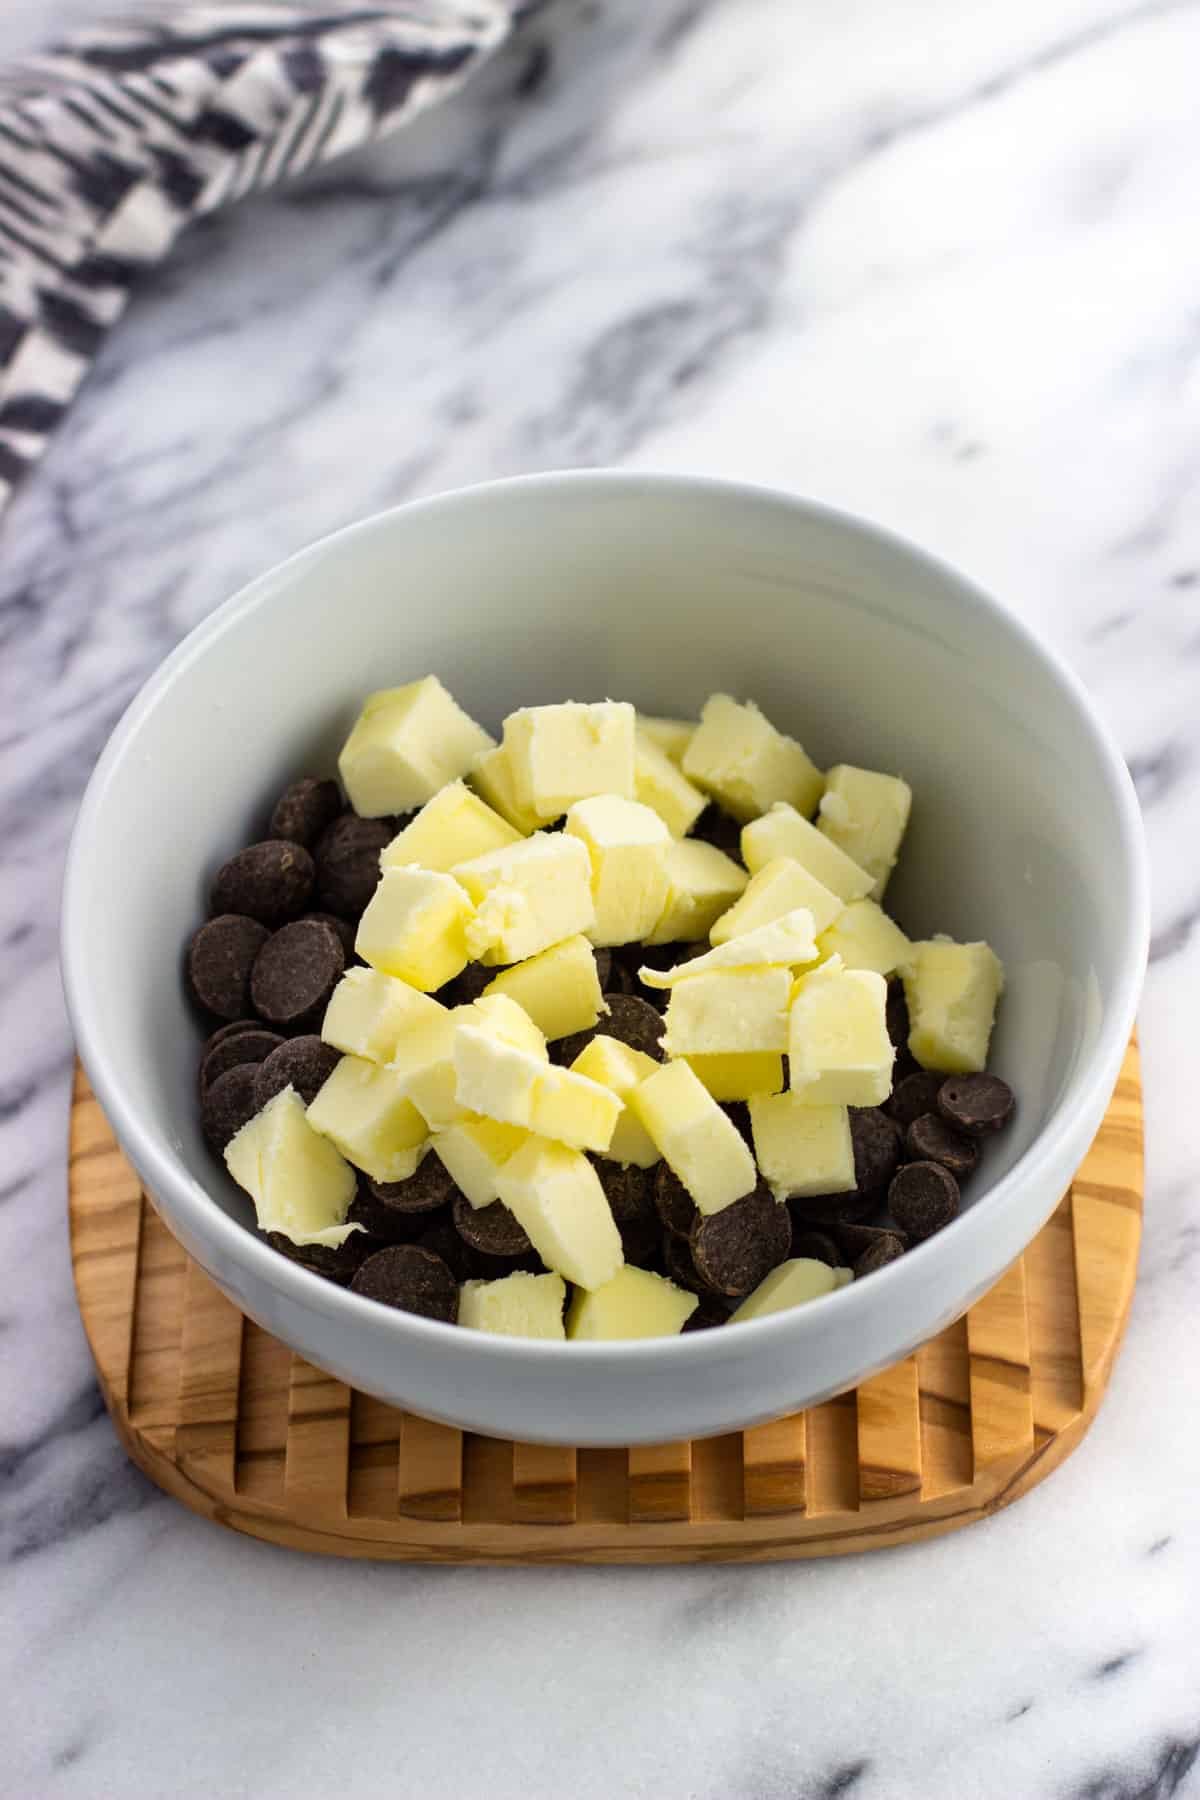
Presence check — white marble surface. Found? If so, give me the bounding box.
[3,1,1199,1794]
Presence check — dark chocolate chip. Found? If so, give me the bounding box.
[937,1073,1015,1136]
[691,805,743,860]
[889,1161,960,1242]
[601,949,638,997]
[253,1035,341,1109]
[681,1296,730,1332]
[885,979,910,1051]
[721,1101,754,1149]
[265,1228,379,1286]
[187,914,271,1019]
[346,1186,438,1246]
[349,1244,459,1322]
[590,948,614,992]
[834,1221,908,1262]
[301,910,358,964]
[268,777,343,849]
[451,1192,532,1260]
[790,1229,840,1267]
[201,1062,260,1153]
[622,941,707,1009]
[886,1070,946,1129]
[654,1162,700,1239]
[437,960,499,1007]
[199,1027,284,1094]
[853,1232,907,1277]
[904,1113,980,1179]
[416,1215,534,1282]
[788,1188,877,1227]
[662,1229,719,1297]
[201,1018,264,1055]
[592,1160,658,1267]
[597,993,665,1061]
[364,1157,458,1216]
[210,840,314,927]
[850,1107,902,1193]
[313,815,394,918]
[250,918,344,1028]
[690,1185,792,1298]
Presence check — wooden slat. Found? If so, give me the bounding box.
[857,1358,922,1502]
[126,1199,187,1435]
[967,1258,1034,1476]
[398,1413,463,1521]
[284,1355,350,1517]
[742,1416,806,1516]
[175,1260,243,1491]
[916,1320,973,1498]
[512,1443,577,1524]
[798,1395,858,1517]
[627,1442,692,1522]
[1073,1040,1144,1398]
[67,1075,142,1413]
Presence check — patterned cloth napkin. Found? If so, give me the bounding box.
[0,2,526,513]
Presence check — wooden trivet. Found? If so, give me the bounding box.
[67,1038,1142,1563]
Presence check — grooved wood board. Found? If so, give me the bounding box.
[68,1038,1142,1563]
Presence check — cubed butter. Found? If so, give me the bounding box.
[453,1016,615,1150]
[481,935,603,1042]
[818,898,911,977]
[337,676,494,817]
[637,715,696,765]
[682,694,824,823]
[662,967,792,1056]
[684,1052,785,1102]
[466,992,548,1060]
[817,764,912,900]
[565,794,670,946]
[495,1138,623,1290]
[833,1266,854,1289]
[306,1054,428,1183]
[641,907,817,987]
[747,1093,856,1199]
[433,1115,529,1209]
[711,855,842,942]
[387,1006,464,1129]
[459,1271,567,1339]
[789,959,893,1106]
[503,700,636,819]
[634,733,706,838]
[566,1264,698,1340]
[643,838,748,946]
[630,1060,757,1215]
[355,866,473,991]
[570,1035,662,1167]
[730,1257,837,1323]
[901,938,1005,1074]
[224,1087,359,1245]
[469,742,544,835]
[454,832,595,965]
[741,802,874,900]
[381,778,521,874]
[530,1063,621,1153]
[321,967,444,1063]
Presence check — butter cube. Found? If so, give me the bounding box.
[469,743,544,835]
[644,839,748,946]
[387,1007,464,1130]
[306,1054,428,1183]
[747,1093,855,1199]
[453,1021,542,1129]
[634,734,706,838]
[630,1060,757,1215]
[565,794,670,946]
[321,967,444,1063]
[818,899,911,977]
[503,700,636,819]
[833,1266,854,1289]
[495,1138,623,1290]
[530,1063,621,1154]
[741,802,874,900]
[711,856,842,942]
[637,715,695,765]
[663,967,792,1056]
[730,1257,837,1323]
[567,1264,698,1340]
[570,1036,662,1167]
[454,832,595,965]
[639,909,818,988]
[459,1271,567,1339]
[481,935,603,1042]
[381,779,521,874]
[682,694,824,823]
[338,676,494,817]
[684,1053,785,1102]
[466,992,548,1060]
[901,938,1005,1074]
[817,764,912,900]
[433,1116,529,1209]
[355,866,473,991]
[225,1087,358,1245]
[789,960,893,1105]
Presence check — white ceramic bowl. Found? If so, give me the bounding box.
[61,473,1148,1446]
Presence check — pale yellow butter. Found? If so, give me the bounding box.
[459,1270,567,1339]
[747,1092,856,1199]
[305,1055,428,1184]
[817,764,912,900]
[630,1060,757,1215]
[432,1116,529,1209]
[337,676,494,817]
[682,694,824,823]
[643,838,748,946]
[454,831,595,965]
[570,1036,662,1167]
[637,715,696,765]
[789,959,893,1106]
[833,1266,854,1289]
[730,1257,837,1323]
[495,1138,623,1290]
[741,802,874,900]
[634,734,706,838]
[387,1007,465,1130]
[503,700,636,818]
[321,967,444,1063]
[711,855,842,943]
[567,1264,698,1340]
[901,937,1005,1073]
[355,866,473,991]
[381,778,521,874]
[225,1087,359,1245]
[530,1063,621,1154]
[469,742,544,835]
[466,992,548,1060]
[684,1052,785,1102]
[481,935,603,1042]
[453,1022,543,1130]
[565,794,670,946]
[818,898,911,977]
[663,966,792,1056]
[640,908,817,988]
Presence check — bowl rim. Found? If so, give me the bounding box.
[61,468,1149,1367]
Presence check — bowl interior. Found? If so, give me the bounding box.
[67,476,1135,1280]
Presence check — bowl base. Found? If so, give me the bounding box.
[67,1039,1142,1563]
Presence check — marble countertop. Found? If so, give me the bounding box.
[4,1,1199,1795]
